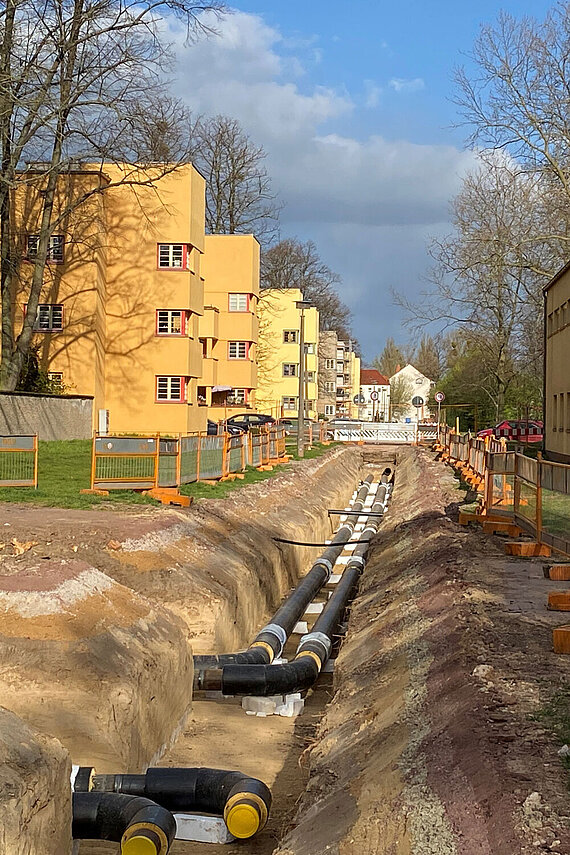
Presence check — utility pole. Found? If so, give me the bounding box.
[296,300,311,458]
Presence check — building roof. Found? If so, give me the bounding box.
[543,259,570,292]
[360,368,389,385]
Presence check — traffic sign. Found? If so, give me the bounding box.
[412,396,424,407]
[435,391,445,403]
[370,390,379,401]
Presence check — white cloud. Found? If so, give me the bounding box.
[389,77,426,93]
[169,10,473,357]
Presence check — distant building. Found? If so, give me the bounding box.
[389,363,433,421]
[544,262,570,463]
[256,289,320,420]
[317,330,338,418]
[360,368,390,421]
[335,339,360,419]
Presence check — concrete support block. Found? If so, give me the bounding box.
[174,813,235,843]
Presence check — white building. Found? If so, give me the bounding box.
[390,364,433,421]
[360,369,390,421]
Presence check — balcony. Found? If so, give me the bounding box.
[201,356,218,386]
[200,306,219,341]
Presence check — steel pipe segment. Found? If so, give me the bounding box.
[72,792,176,855]
[76,767,272,841]
[193,475,374,681]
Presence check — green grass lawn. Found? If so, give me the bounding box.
[0,439,339,510]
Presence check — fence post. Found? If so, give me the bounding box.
[33,434,38,489]
[241,433,246,470]
[154,434,160,488]
[176,434,182,488]
[90,434,97,490]
[222,433,229,476]
[196,433,202,482]
[513,453,520,521]
[536,451,543,545]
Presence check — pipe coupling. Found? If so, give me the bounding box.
[347,555,365,568]
[296,631,332,662]
[256,623,287,657]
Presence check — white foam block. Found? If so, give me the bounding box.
[305,602,324,614]
[293,620,308,634]
[175,814,235,843]
[328,573,342,583]
[334,556,350,565]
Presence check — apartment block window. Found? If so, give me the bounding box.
[156,375,186,402]
[304,343,315,354]
[157,243,189,269]
[325,381,335,393]
[228,341,249,359]
[282,396,297,410]
[283,330,298,343]
[47,371,63,390]
[325,404,335,416]
[155,310,188,336]
[305,370,315,382]
[283,363,298,377]
[228,293,249,312]
[325,359,335,369]
[27,234,64,262]
[34,304,63,331]
[561,393,565,432]
[228,389,248,405]
[553,395,558,431]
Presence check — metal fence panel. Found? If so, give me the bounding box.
[180,435,199,485]
[93,436,158,490]
[250,430,262,467]
[158,438,179,488]
[0,435,37,487]
[228,435,243,473]
[198,435,224,480]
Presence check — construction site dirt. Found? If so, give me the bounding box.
[2,444,570,854]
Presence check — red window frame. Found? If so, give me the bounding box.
[155,309,189,336]
[157,244,190,270]
[155,375,187,403]
[228,341,250,360]
[228,293,250,312]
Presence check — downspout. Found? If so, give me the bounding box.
[194,475,376,677]
[200,480,391,697]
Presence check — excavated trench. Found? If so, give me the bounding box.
[75,445,398,855]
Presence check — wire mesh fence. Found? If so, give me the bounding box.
[0,435,37,487]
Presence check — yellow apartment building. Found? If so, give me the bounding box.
[12,162,208,434]
[544,261,570,463]
[256,289,320,419]
[335,339,361,418]
[199,234,260,419]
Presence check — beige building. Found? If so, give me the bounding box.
[335,339,361,419]
[317,330,338,418]
[360,369,390,421]
[544,262,570,463]
[199,234,260,419]
[390,363,433,422]
[256,289,320,419]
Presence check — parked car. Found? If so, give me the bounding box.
[207,419,244,436]
[477,419,543,443]
[225,413,286,433]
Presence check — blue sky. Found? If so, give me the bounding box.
[173,1,553,361]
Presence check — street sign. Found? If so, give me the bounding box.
[370,390,379,401]
[353,394,365,404]
[412,395,424,407]
[435,391,445,403]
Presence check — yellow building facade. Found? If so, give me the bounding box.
[544,262,570,464]
[12,163,209,434]
[335,339,361,418]
[199,235,260,419]
[256,289,320,419]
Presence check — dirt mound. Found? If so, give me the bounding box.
[275,447,570,855]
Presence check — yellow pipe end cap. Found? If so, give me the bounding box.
[121,836,158,855]
[226,802,261,839]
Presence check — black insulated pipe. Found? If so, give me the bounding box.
[194,476,374,676]
[76,767,272,841]
[206,477,391,697]
[72,792,176,854]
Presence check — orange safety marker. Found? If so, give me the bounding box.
[482,520,522,537]
[547,565,570,581]
[505,541,551,557]
[553,625,570,654]
[547,592,570,611]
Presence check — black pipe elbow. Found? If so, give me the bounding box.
[220,655,320,696]
[193,646,271,670]
[72,792,176,854]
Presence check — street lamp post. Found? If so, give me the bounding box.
[295,300,311,458]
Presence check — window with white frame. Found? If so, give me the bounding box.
[228,293,249,312]
[47,371,63,390]
[228,388,248,405]
[156,375,186,402]
[325,358,335,369]
[283,330,298,343]
[282,396,297,410]
[305,370,315,382]
[34,304,63,331]
[156,310,187,336]
[27,234,64,262]
[325,381,335,393]
[282,363,298,377]
[157,244,189,269]
[325,404,335,416]
[228,341,249,359]
[304,342,315,354]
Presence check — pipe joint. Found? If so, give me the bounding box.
[296,631,332,662]
[255,623,287,658]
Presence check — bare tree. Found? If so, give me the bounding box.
[0,0,226,390]
[188,115,281,242]
[389,375,414,419]
[371,336,414,378]
[261,237,356,343]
